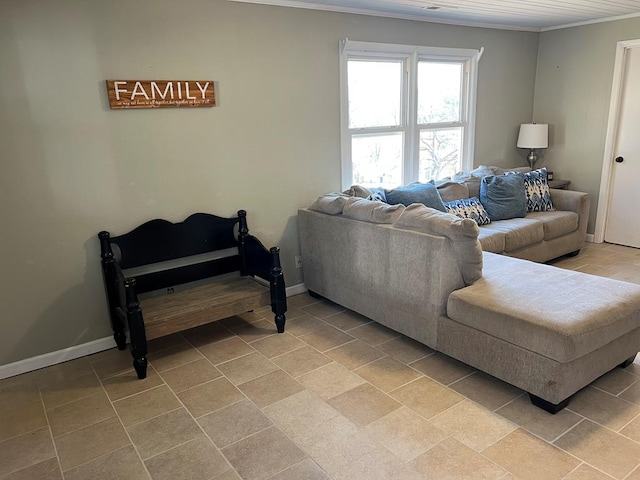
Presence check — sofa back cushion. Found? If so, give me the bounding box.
[343,185,387,202]
[394,204,483,285]
[452,166,531,199]
[436,181,470,202]
[309,193,352,215]
[343,197,405,224]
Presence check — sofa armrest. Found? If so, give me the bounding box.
[549,189,588,215]
[549,189,590,242]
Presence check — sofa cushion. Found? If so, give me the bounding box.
[447,252,640,363]
[386,182,447,212]
[477,228,506,253]
[470,165,495,177]
[492,166,531,175]
[444,197,491,226]
[525,211,579,241]
[344,185,387,202]
[480,174,527,221]
[394,204,482,285]
[309,193,351,215]
[523,168,555,212]
[465,177,482,198]
[343,197,405,224]
[478,218,544,252]
[437,181,470,202]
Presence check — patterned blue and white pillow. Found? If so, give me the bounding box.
[444,197,491,225]
[523,168,555,212]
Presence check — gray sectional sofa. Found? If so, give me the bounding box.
[298,188,640,413]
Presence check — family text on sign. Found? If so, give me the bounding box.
[106,80,216,109]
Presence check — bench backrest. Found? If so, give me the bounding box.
[103,212,243,294]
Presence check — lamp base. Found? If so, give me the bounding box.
[527,149,538,170]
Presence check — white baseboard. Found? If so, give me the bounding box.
[286,283,307,296]
[586,234,595,243]
[0,282,309,381]
[0,336,120,381]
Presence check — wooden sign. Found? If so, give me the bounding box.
[106,80,215,109]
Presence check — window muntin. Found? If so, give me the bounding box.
[340,41,480,190]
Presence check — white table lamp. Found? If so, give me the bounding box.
[517,123,548,170]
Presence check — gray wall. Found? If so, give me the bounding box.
[0,0,539,366]
[534,17,640,233]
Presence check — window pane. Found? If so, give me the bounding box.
[418,128,462,181]
[352,133,403,188]
[417,62,462,124]
[348,60,402,128]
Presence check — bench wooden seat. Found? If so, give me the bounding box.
[98,210,287,379]
[141,277,271,340]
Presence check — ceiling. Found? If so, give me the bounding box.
[230,0,640,31]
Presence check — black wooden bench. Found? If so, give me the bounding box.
[98,210,287,379]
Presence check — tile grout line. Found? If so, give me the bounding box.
[214,327,406,479]
[543,418,617,474]
[95,361,155,480]
[162,328,303,478]
[9,280,640,480]
[40,385,66,480]
[164,361,253,480]
[562,405,640,445]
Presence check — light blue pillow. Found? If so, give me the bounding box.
[368,187,387,203]
[444,197,491,225]
[480,174,527,220]
[386,181,447,212]
[523,168,555,212]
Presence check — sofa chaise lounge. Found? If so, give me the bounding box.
[298,190,640,413]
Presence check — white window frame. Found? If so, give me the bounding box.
[339,39,482,190]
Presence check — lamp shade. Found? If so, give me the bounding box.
[517,123,548,148]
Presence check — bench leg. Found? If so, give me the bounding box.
[619,354,637,368]
[114,330,127,351]
[124,279,148,380]
[133,357,148,380]
[269,247,287,334]
[529,394,571,414]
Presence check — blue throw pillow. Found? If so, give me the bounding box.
[368,187,387,203]
[386,181,446,212]
[480,174,527,221]
[444,197,491,225]
[523,168,555,212]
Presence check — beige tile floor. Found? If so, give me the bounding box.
[2,242,640,480]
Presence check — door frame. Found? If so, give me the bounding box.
[595,38,640,243]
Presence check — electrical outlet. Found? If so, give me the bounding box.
[167,287,175,294]
[295,256,303,268]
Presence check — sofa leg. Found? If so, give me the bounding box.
[619,354,637,368]
[566,250,581,257]
[308,290,323,299]
[529,394,571,414]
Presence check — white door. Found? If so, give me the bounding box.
[605,45,640,248]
